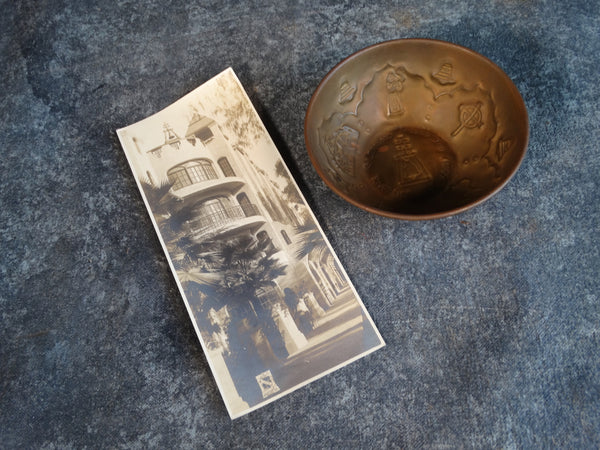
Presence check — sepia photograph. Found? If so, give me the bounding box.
[117,68,384,418]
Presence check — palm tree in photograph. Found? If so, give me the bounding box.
[139,179,292,403]
[215,234,287,349]
[139,179,199,269]
[198,233,289,404]
[293,220,326,260]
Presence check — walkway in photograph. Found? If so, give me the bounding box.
[270,289,374,393]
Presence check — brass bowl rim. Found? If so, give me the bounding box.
[304,38,529,220]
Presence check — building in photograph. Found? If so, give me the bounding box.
[125,109,354,406]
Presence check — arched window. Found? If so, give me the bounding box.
[236,193,257,217]
[188,196,246,234]
[218,157,236,177]
[257,230,275,253]
[280,229,292,245]
[167,159,217,190]
[195,197,230,219]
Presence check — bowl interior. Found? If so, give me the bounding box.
[305,39,528,219]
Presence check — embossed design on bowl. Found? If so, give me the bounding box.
[305,39,529,220]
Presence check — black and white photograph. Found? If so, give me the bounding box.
[117,68,385,418]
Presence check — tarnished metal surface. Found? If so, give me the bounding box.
[305,39,529,219]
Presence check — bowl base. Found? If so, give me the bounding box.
[365,127,456,212]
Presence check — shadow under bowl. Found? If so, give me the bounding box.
[304,39,529,220]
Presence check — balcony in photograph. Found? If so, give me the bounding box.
[168,159,244,200]
[188,203,266,241]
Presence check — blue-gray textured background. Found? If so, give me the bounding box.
[1,1,598,448]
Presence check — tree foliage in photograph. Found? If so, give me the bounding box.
[210,73,267,154]
[294,221,326,260]
[214,234,286,308]
[274,160,303,205]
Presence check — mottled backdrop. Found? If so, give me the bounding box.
[1,1,598,448]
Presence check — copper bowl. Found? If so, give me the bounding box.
[304,39,528,220]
